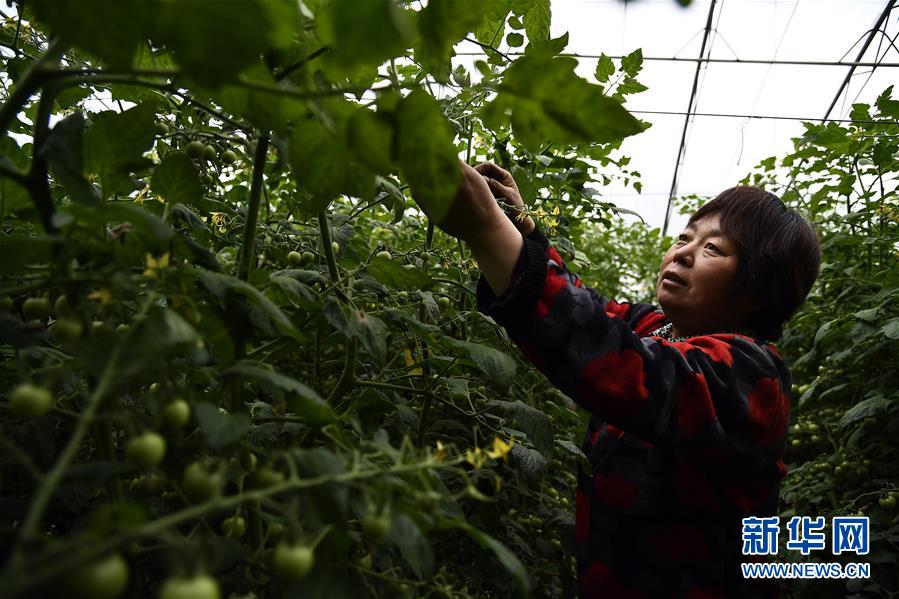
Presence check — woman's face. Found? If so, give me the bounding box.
[656,213,758,336]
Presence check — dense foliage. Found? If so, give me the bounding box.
[743,96,899,598]
[0,1,650,597]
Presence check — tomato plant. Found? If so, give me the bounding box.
[0,1,659,598]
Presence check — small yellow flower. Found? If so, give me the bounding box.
[87,288,112,304]
[546,218,559,228]
[143,252,170,279]
[465,447,485,469]
[551,206,560,215]
[533,207,547,219]
[209,212,232,234]
[434,440,447,462]
[485,437,514,463]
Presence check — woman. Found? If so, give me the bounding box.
[415,162,821,598]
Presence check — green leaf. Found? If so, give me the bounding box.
[318,0,413,72]
[84,103,157,198]
[390,513,434,579]
[881,318,899,340]
[461,525,531,595]
[29,0,159,69]
[193,402,252,449]
[417,0,490,81]
[813,318,839,346]
[204,63,307,133]
[151,152,203,207]
[838,394,895,429]
[155,0,298,86]
[347,108,394,173]
[445,338,516,392]
[510,443,547,482]
[64,202,174,252]
[366,255,433,289]
[507,32,525,47]
[483,54,643,150]
[617,77,648,96]
[396,90,461,224]
[39,112,100,206]
[351,310,389,366]
[493,400,554,458]
[198,271,301,340]
[474,1,510,46]
[523,0,551,47]
[621,48,644,77]
[270,275,320,311]
[289,107,375,215]
[229,362,335,425]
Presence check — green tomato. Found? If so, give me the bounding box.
[220,150,237,164]
[301,251,315,265]
[155,122,169,135]
[273,543,315,580]
[267,522,285,540]
[420,251,432,263]
[9,382,54,420]
[116,323,129,334]
[221,515,247,538]
[23,296,51,320]
[331,241,340,254]
[162,399,191,428]
[240,451,258,473]
[159,574,221,599]
[126,432,167,469]
[879,494,897,510]
[54,317,84,342]
[182,462,221,503]
[185,141,206,160]
[375,250,392,260]
[247,467,285,490]
[0,296,13,310]
[437,296,451,309]
[287,251,303,267]
[54,294,72,318]
[362,511,391,542]
[397,291,409,301]
[64,553,130,599]
[203,144,217,162]
[91,320,111,335]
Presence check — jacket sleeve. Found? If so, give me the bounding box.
[475,227,791,458]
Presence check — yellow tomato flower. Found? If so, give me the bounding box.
[485,437,514,463]
[465,447,485,469]
[434,440,447,462]
[551,206,560,215]
[87,288,112,304]
[143,252,170,279]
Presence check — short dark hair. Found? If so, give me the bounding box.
[689,186,821,341]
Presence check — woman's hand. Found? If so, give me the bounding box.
[474,162,536,235]
[419,160,508,242]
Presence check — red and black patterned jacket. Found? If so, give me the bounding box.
[475,226,791,598]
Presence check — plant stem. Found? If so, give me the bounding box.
[238,134,270,282]
[416,222,435,447]
[25,79,62,234]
